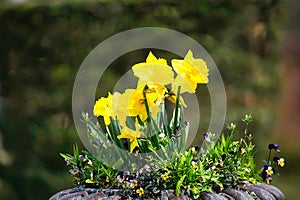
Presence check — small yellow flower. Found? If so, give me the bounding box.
[278,158,285,167]
[117,126,142,153]
[131,180,138,188]
[172,50,209,93]
[85,179,94,184]
[132,51,174,86]
[93,92,113,125]
[85,173,94,183]
[266,167,273,175]
[248,177,256,183]
[161,173,169,181]
[136,187,144,197]
[191,161,198,169]
[241,148,246,155]
[266,176,272,184]
[82,156,88,162]
[87,160,93,166]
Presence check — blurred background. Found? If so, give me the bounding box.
[0,0,299,199]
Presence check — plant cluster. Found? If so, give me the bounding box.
[61,51,285,199]
[62,114,285,199]
[259,143,285,184]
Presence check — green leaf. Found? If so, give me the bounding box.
[126,116,136,130]
[172,86,181,136]
[176,174,186,195]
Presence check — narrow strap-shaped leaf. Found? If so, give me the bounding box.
[176,174,186,195]
[172,86,181,135]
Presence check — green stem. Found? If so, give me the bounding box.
[244,122,249,136]
[173,86,181,135]
[143,86,152,124]
[143,86,160,149]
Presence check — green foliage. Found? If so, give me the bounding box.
[60,145,118,188]
[158,149,216,198]
[62,115,270,199]
[203,114,262,189]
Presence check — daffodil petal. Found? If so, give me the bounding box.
[146,51,168,65]
[130,138,139,153]
[132,51,174,86]
[133,63,174,86]
[174,75,197,94]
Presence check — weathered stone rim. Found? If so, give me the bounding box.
[49,183,285,200]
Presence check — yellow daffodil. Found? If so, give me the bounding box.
[266,166,273,175]
[128,85,161,122]
[136,187,144,197]
[112,89,135,126]
[278,158,285,167]
[117,126,142,153]
[94,91,133,126]
[93,92,113,125]
[172,50,209,93]
[132,51,174,86]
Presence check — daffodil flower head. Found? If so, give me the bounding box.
[111,90,134,126]
[93,92,113,125]
[128,84,161,122]
[172,50,209,93]
[117,125,143,153]
[132,51,174,86]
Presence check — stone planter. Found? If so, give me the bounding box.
[49,183,285,200]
